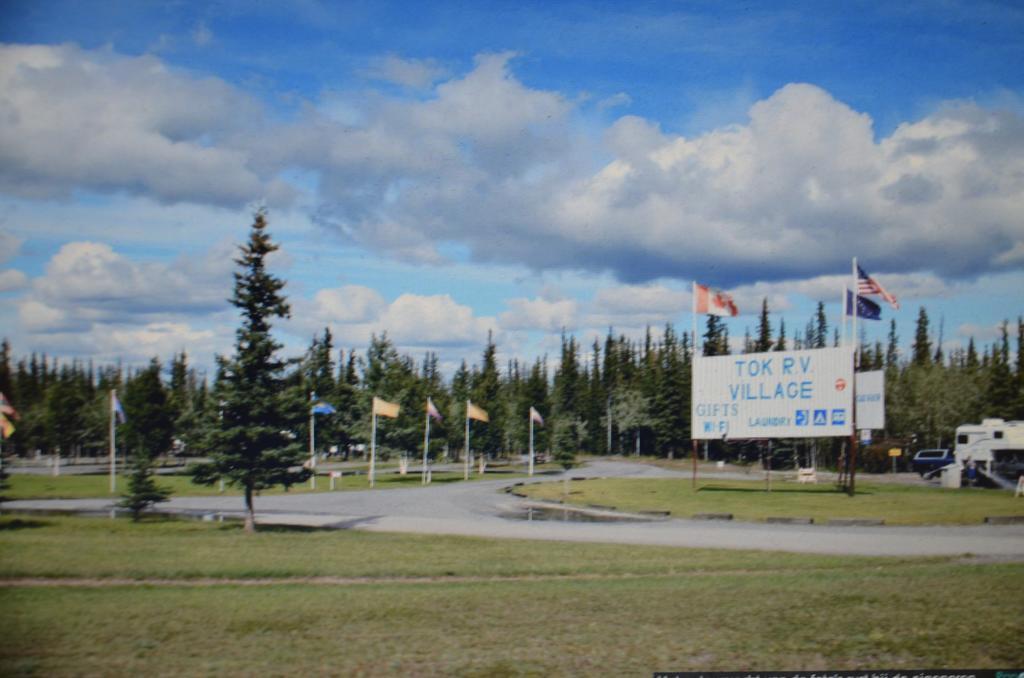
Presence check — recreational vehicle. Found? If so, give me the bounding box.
[953,418,1024,486]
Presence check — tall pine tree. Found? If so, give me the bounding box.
[192,210,308,533]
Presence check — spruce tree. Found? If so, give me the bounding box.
[552,333,579,468]
[813,302,828,349]
[775,319,787,351]
[912,307,932,367]
[192,210,308,533]
[472,332,503,459]
[118,358,173,520]
[703,316,724,356]
[754,298,773,352]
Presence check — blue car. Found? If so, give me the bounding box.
[911,449,955,476]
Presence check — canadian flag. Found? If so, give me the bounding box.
[695,283,739,317]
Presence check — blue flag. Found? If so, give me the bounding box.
[311,402,336,415]
[845,289,881,320]
[112,391,127,424]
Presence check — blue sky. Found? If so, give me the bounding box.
[1,1,1022,375]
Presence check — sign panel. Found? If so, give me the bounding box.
[854,370,885,430]
[691,347,854,439]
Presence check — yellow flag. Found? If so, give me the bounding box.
[467,401,489,423]
[0,413,13,438]
[372,397,400,419]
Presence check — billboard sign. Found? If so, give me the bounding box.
[855,370,885,430]
[692,346,854,439]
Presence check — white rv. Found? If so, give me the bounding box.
[953,418,1024,483]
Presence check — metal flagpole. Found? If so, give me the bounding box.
[109,389,116,494]
[848,257,859,495]
[840,284,847,348]
[464,400,470,481]
[852,258,859,366]
[692,281,698,357]
[370,409,378,488]
[529,410,535,477]
[422,405,430,485]
[691,281,699,488]
[309,391,316,490]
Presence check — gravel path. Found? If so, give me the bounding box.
[8,459,1024,558]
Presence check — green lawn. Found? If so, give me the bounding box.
[521,476,1024,525]
[0,516,1021,674]
[4,466,539,500]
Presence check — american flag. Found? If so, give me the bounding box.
[856,265,899,310]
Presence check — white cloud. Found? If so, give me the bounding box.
[2,44,1022,291]
[306,77,1024,286]
[18,299,67,331]
[0,269,27,292]
[0,44,291,206]
[379,294,496,347]
[500,297,579,332]
[289,286,497,351]
[597,92,632,111]
[0,229,23,265]
[24,321,227,367]
[956,322,1003,343]
[363,54,447,89]
[27,241,229,324]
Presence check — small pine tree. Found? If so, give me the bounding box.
[118,358,174,519]
[119,456,171,521]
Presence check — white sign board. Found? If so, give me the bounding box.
[691,347,854,439]
[854,370,885,430]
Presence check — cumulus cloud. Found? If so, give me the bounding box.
[500,297,579,332]
[363,54,447,89]
[0,269,27,292]
[2,44,1022,288]
[26,321,225,367]
[289,286,497,350]
[597,92,632,111]
[0,229,26,291]
[302,78,1024,286]
[0,229,23,264]
[17,240,233,334]
[0,43,291,206]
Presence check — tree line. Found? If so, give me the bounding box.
[2,264,1022,475]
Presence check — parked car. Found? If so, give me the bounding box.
[911,449,955,476]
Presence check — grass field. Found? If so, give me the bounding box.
[1,516,1022,675]
[4,465,544,501]
[521,477,1024,525]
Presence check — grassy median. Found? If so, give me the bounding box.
[521,476,1024,525]
[4,466,539,500]
[1,516,1022,674]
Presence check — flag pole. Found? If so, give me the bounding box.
[464,400,471,481]
[422,404,430,486]
[840,285,846,348]
[309,391,317,490]
[852,257,859,366]
[691,281,698,358]
[529,409,535,477]
[109,389,116,494]
[370,410,377,488]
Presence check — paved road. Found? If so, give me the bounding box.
[8,460,1024,558]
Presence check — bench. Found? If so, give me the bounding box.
[796,468,818,484]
